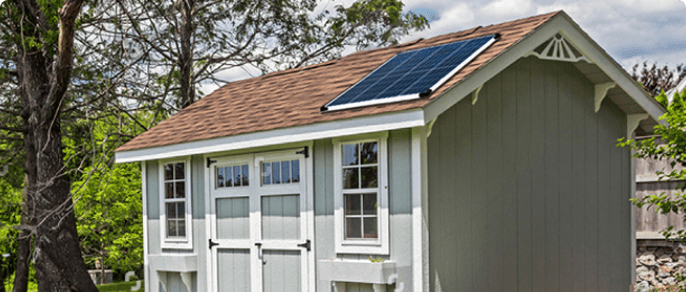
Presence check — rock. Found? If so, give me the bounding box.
[639,253,657,266]
[635,281,650,292]
[658,267,671,278]
[679,256,686,263]
[663,277,676,286]
[658,254,674,264]
[639,268,656,282]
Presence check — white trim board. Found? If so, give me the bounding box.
[116,110,424,163]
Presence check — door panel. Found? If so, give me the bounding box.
[217,249,251,292]
[210,149,310,292]
[261,195,300,240]
[216,197,250,239]
[262,250,301,292]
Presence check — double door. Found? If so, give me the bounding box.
[209,149,311,291]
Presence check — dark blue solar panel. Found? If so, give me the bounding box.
[325,34,496,110]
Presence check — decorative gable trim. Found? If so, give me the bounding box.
[526,32,592,63]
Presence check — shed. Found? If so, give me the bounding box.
[115,11,664,292]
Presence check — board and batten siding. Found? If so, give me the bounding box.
[145,155,207,292]
[313,129,414,292]
[427,57,631,292]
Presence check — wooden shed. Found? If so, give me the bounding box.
[115,11,664,292]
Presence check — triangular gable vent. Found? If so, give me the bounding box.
[526,33,591,63]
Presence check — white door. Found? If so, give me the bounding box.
[209,149,311,292]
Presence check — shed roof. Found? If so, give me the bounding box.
[116,11,560,152]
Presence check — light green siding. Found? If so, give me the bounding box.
[427,57,631,292]
[146,155,206,292]
[314,129,414,292]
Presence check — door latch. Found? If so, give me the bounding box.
[208,239,219,250]
[297,239,311,251]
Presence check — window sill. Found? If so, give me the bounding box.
[318,259,396,284]
[148,254,197,272]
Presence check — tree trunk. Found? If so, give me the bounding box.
[13,176,32,292]
[179,0,195,108]
[12,0,97,291]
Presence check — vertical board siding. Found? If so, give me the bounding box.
[263,250,301,292]
[428,57,630,292]
[217,249,251,292]
[314,130,413,291]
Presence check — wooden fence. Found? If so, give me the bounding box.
[635,154,686,239]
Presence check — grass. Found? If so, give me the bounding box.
[97,281,144,292]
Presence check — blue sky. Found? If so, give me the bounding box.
[200,0,686,94]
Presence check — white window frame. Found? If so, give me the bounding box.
[333,132,389,254]
[159,157,193,250]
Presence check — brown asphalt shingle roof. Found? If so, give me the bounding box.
[117,11,560,152]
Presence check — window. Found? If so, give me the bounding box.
[159,158,192,249]
[333,133,389,254]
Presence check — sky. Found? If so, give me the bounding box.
[200,0,686,95]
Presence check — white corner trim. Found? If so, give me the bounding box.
[627,114,649,138]
[471,84,484,105]
[141,161,150,292]
[411,126,428,292]
[595,82,616,113]
[116,110,424,163]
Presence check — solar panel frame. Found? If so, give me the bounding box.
[322,34,498,112]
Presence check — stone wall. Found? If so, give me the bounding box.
[636,240,686,291]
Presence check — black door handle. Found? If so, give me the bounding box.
[209,239,219,250]
[297,239,311,251]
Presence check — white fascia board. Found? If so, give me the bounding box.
[115,109,425,163]
[423,13,666,124]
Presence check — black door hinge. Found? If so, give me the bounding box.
[297,239,311,251]
[295,146,309,158]
[207,157,217,168]
[209,239,219,250]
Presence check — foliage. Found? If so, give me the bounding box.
[620,86,686,242]
[96,281,144,292]
[631,62,686,100]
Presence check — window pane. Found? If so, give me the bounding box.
[168,220,177,237]
[361,166,378,188]
[176,202,185,220]
[217,167,225,188]
[363,194,377,215]
[281,161,291,183]
[273,162,281,184]
[343,168,359,189]
[363,217,378,238]
[263,163,271,185]
[242,165,249,186]
[167,202,177,219]
[165,183,174,199]
[165,164,174,180]
[234,166,241,186]
[177,220,186,237]
[175,182,185,198]
[346,218,362,239]
[343,144,359,166]
[361,142,378,164]
[345,194,361,215]
[291,160,300,183]
[175,163,185,179]
[226,167,233,187]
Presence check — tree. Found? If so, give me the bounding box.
[0,0,98,290]
[631,62,686,106]
[115,0,429,109]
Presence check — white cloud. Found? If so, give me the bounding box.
[479,0,533,18]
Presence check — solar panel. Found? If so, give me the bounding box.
[322,34,498,112]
